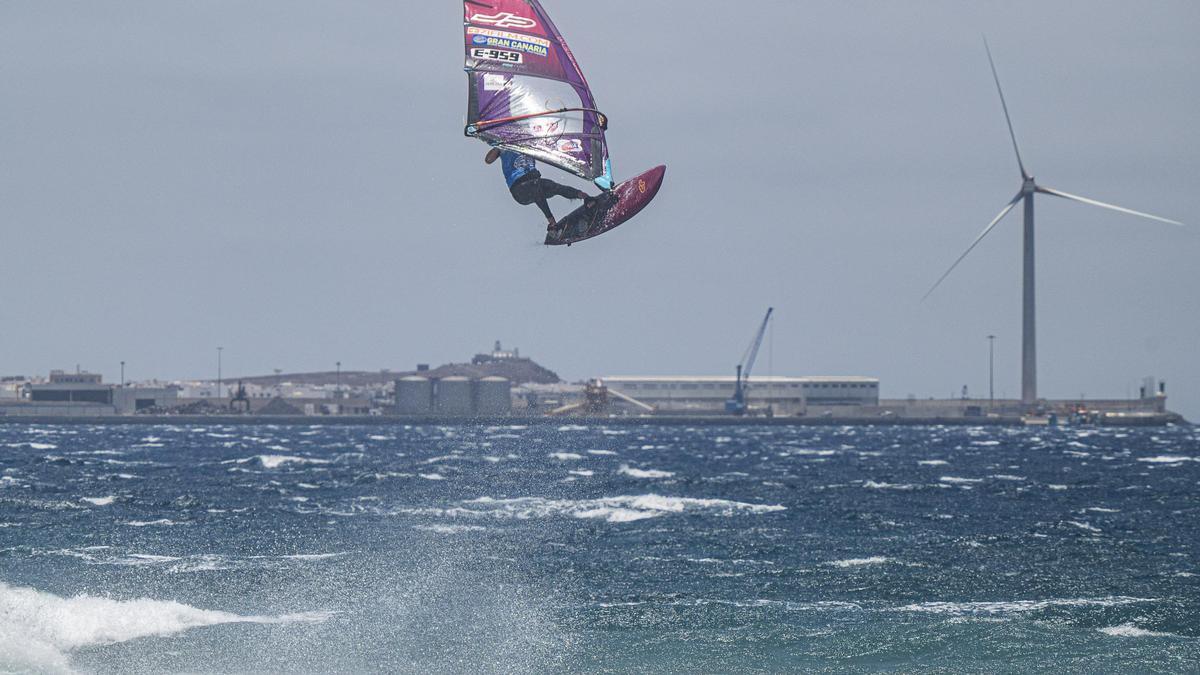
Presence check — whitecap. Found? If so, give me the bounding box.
[619,465,674,479]
[588,450,618,456]
[863,481,917,490]
[826,556,891,568]
[6,442,58,450]
[0,581,332,672]
[550,452,584,461]
[1137,455,1195,464]
[898,596,1153,615]
[419,473,446,481]
[257,455,330,469]
[124,519,183,527]
[939,476,984,484]
[1067,521,1102,533]
[414,524,488,535]
[452,494,786,523]
[81,496,116,506]
[1098,624,1176,638]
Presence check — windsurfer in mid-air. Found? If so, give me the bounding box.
[486,147,596,232]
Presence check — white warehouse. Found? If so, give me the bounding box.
[601,376,880,415]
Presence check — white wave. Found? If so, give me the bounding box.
[898,596,1152,615]
[618,465,675,479]
[1047,484,1069,491]
[990,474,1026,481]
[258,455,329,469]
[827,556,891,568]
[1099,623,1176,638]
[0,581,332,672]
[414,524,488,535]
[939,476,984,484]
[124,519,182,527]
[588,450,618,456]
[918,459,950,466]
[863,481,917,490]
[279,553,345,561]
[1086,507,1120,514]
[452,495,786,524]
[971,440,1001,446]
[223,455,331,469]
[5,442,58,450]
[419,473,446,481]
[549,452,584,461]
[81,496,116,506]
[568,470,594,477]
[1137,455,1196,464]
[422,455,464,465]
[1067,521,1102,533]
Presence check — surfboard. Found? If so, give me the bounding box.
[545,165,666,246]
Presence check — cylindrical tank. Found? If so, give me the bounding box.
[434,376,474,416]
[395,376,433,415]
[474,377,512,416]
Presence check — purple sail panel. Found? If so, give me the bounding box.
[464,0,609,183]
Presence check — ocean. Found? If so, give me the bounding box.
[1,422,1197,673]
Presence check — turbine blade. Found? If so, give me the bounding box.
[923,191,1024,302]
[1036,186,1184,226]
[984,37,1029,180]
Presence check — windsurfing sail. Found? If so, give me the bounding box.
[463,0,613,189]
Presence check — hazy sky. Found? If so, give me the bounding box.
[2,1,1198,419]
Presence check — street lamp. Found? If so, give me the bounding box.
[987,335,996,409]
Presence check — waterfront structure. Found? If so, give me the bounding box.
[394,376,512,417]
[602,376,880,416]
[2,370,177,416]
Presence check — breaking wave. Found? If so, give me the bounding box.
[0,581,332,673]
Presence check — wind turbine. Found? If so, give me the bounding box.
[925,39,1186,410]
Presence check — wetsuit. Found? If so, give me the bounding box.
[500,151,584,221]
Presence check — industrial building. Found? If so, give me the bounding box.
[0,370,177,417]
[601,376,880,416]
[394,375,512,417]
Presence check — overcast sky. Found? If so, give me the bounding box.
[2,1,1197,418]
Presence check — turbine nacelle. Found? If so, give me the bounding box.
[1022,177,1037,194]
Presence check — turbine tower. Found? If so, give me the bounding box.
[925,40,1185,410]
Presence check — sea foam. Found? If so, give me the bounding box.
[618,465,675,479]
[0,582,331,673]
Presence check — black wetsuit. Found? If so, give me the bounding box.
[501,151,582,221]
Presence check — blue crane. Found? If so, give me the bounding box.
[725,307,774,415]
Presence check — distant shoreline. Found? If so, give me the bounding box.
[0,414,1187,428]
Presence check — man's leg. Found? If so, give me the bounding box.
[512,179,556,226]
[538,179,589,202]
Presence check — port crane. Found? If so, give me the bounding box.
[725,307,774,415]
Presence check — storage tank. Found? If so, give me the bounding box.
[434,376,474,416]
[395,376,433,415]
[474,376,512,416]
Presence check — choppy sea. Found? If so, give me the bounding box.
[1,422,1197,673]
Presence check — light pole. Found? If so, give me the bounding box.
[217,347,223,399]
[336,361,342,400]
[987,335,996,410]
[120,361,125,388]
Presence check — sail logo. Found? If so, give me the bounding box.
[471,12,537,30]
